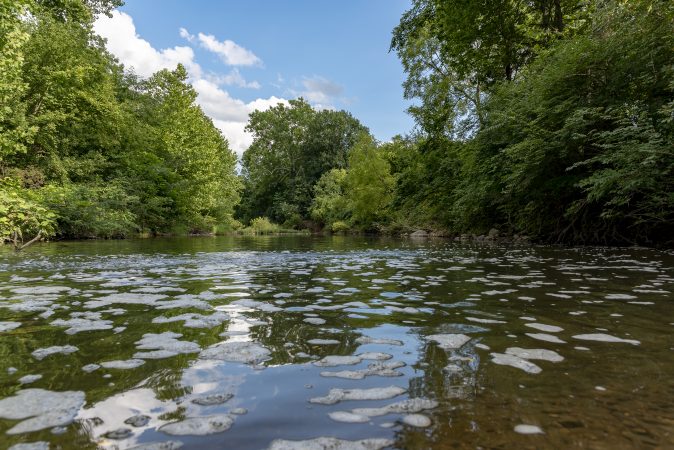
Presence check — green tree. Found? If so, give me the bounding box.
[343,134,395,230]
[0,0,35,163]
[147,65,240,232]
[239,98,366,224]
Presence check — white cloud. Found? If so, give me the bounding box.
[94,11,201,78]
[288,76,344,109]
[207,69,261,89]
[179,27,262,67]
[94,11,285,156]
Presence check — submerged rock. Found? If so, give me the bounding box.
[572,333,640,345]
[31,345,79,360]
[0,389,85,434]
[199,341,271,364]
[309,386,406,405]
[159,414,235,435]
[268,437,394,450]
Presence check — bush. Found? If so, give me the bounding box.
[0,178,56,250]
[330,221,350,233]
[40,183,138,239]
[248,217,281,234]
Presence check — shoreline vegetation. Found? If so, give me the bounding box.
[2,0,673,251]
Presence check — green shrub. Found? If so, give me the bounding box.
[248,217,281,234]
[330,221,350,233]
[0,178,56,250]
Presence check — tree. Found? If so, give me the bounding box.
[239,99,366,224]
[343,134,395,229]
[147,65,240,231]
[0,0,35,164]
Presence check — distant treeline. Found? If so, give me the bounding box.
[2,0,673,248]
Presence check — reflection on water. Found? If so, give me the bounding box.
[1,236,673,449]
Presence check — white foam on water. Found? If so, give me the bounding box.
[309,386,406,405]
[525,323,563,333]
[307,339,340,345]
[303,318,326,325]
[134,332,200,359]
[19,374,42,384]
[572,333,640,345]
[402,413,431,427]
[152,312,229,328]
[268,437,394,450]
[427,334,471,349]
[313,355,363,367]
[0,321,21,332]
[514,424,544,434]
[100,359,145,370]
[490,353,542,374]
[505,347,564,362]
[0,389,85,434]
[159,414,234,435]
[525,333,566,344]
[199,341,271,364]
[127,441,184,450]
[352,398,438,417]
[31,345,78,360]
[328,411,370,423]
[8,442,50,450]
[466,317,506,324]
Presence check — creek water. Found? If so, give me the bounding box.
[0,236,673,449]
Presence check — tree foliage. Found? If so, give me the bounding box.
[0,0,240,243]
[239,99,366,225]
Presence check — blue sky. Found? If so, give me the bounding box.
[94,1,414,155]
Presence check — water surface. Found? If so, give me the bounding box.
[1,236,673,449]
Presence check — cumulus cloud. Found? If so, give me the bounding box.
[93,11,284,155]
[180,27,262,67]
[94,11,201,78]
